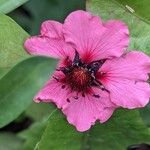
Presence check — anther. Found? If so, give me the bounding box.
[67,98,70,103]
[53,76,59,81]
[74,96,78,99]
[82,93,85,97]
[93,94,100,98]
[57,67,70,74]
[61,85,66,89]
[91,72,96,79]
[88,59,106,73]
[73,50,81,66]
[93,80,110,93]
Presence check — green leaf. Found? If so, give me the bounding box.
[0,57,56,128]
[115,0,150,24]
[86,0,150,55]
[0,13,30,79]
[140,104,150,127]
[9,0,85,35]
[26,0,85,34]
[19,106,56,150]
[25,103,55,122]
[36,109,150,150]
[0,132,23,150]
[0,0,29,14]
[19,119,48,150]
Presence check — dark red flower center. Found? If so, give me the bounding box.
[65,66,92,91]
[55,50,107,94]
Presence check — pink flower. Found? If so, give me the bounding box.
[24,10,150,132]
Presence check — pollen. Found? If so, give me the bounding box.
[66,67,92,91]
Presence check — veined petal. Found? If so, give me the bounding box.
[100,51,150,81]
[25,19,75,59]
[98,107,116,123]
[63,87,116,132]
[63,10,106,62]
[24,36,74,59]
[35,73,116,132]
[99,51,150,108]
[34,71,70,108]
[63,11,129,62]
[40,20,63,38]
[96,20,129,59]
[100,78,150,109]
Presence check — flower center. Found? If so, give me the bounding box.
[54,50,107,94]
[65,67,92,91]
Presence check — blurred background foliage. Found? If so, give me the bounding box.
[8,0,85,35]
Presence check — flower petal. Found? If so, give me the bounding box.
[62,87,116,132]
[34,72,116,132]
[34,71,70,108]
[63,11,129,62]
[24,36,74,59]
[40,20,63,39]
[95,20,129,59]
[99,51,150,108]
[100,51,150,81]
[100,78,150,109]
[63,10,106,62]
[98,107,116,123]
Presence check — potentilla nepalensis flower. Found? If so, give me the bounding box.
[24,10,150,132]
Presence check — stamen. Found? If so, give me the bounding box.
[74,96,78,99]
[93,94,100,98]
[61,85,66,89]
[82,93,85,97]
[60,49,107,95]
[57,67,70,74]
[88,59,106,73]
[93,80,110,93]
[73,50,81,66]
[53,76,59,82]
[91,72,96,79]
[93,80,103,87]
[101,87,110,93]
[66,98,70,103]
